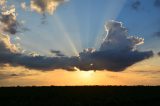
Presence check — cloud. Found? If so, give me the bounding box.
[0,33,18,53]
[100,21,144,52]
[0,34,18,66]
[0,4,29,35]
[30,0,68,14]
[0,6,20,34]
[0,66,38,80]
[154,0,160,7]
[131,0,141,10]
[0,20,153,72]
[76,20,153,71]
[1,0,69,27]
[20,0,69,24]
[50,50,65,57]
[0,33,77,71]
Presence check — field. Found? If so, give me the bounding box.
[0,86,160,106]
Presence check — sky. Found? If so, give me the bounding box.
[0,0,160,86]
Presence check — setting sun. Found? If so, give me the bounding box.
[74,67,94,80]
[0,0,160,105]
[78,70,94,79]
[0,0,160,87]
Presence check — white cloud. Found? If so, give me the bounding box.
[100,20,144,52]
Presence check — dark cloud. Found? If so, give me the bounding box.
[0,34,77,70]
[0,7,19,34]
[131,0,141,10]
[50,50,65,57]
[50,50,61,54]
[0,2,29,35]
[0,20,153,72]
[76,21,153,71]
[77,50,153,71]
[154,0,160,7]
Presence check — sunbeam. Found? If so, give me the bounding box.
[0,0,160,87]
[53,14,79,56]
[18,31,53,56]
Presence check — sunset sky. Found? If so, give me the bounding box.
[0,0,160,86]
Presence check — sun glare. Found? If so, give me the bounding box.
[74,67,94,79]
[80,71,94,78]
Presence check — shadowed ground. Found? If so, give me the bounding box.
[0,86,160,106]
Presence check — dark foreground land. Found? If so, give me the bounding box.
[0,86,160,106]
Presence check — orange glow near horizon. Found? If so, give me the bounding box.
[0,56,160,86]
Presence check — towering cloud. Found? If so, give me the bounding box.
[76,21,153,71]
[100,21,144,52]
[30,0,68,14]
[0,20,154,72]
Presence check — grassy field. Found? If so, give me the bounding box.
[0,86,160,106]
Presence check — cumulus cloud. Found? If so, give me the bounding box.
[76,21,153,71]
[19,0,69,24]
[30,0,68,14]
[100,21,144,52]
[0,4,29,35]
[0,6,19,34]
[0,0,69,28]
[0,21,153,72]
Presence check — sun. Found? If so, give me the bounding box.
[80,71,94,78]
[74,67,94,79]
